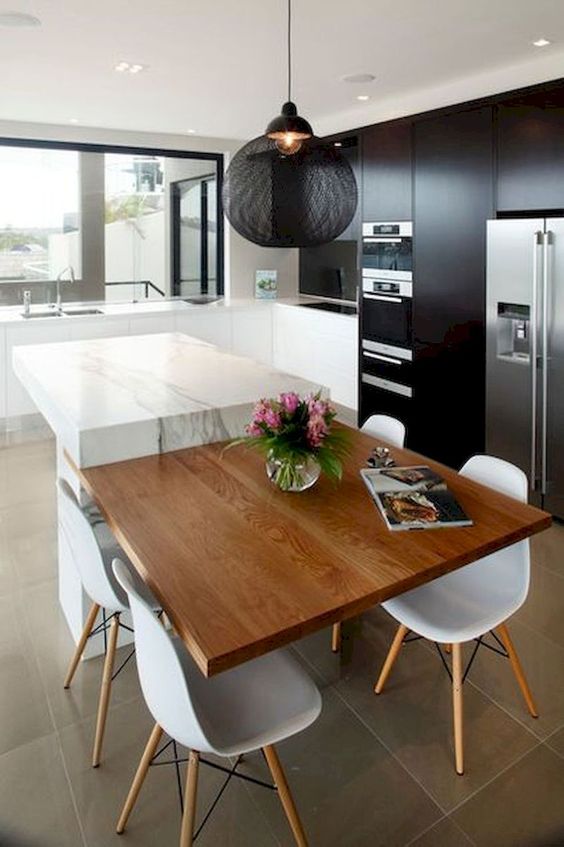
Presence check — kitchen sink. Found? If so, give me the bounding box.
[62,307,104,316]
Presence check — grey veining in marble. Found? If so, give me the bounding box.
[13,332,325,467]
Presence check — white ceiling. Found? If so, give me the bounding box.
[2,0,564,141]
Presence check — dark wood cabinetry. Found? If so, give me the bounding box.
[335,135,361,242]
[362,120,412,221]
[412,106,494,467]
[354,77,564,467]
[497,85,564,212]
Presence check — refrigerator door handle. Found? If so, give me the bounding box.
[541,231,551,495]
[531,230,542,491]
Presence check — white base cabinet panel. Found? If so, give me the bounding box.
[273,305,358,409]
[175,311,232,348]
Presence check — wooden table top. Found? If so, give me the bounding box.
[72,426,551,677]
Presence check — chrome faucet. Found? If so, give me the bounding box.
[55,266,76,310]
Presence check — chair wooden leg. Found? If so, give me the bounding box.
[331,622,342,653]
[374,624,409,694]
[263,745,308,847]
[63,601,100,689]
[179,749,200,847]
[452,643,464,775]
[92,612,120,768]
[116,722,163,834]
[496,623,539,718]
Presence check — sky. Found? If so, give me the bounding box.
[0,148,166,231]
[0,147,80,230]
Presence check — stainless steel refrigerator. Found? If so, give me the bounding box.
[486,218,564,518]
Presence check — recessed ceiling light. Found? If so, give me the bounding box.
[69,118,79,124]
[357,95,370,101]
[334,141,343,147]
[186,129,196,134]
[533,38,551,47]
[114,61,146,73]
[342,73,376,84]
[0,11,40,26]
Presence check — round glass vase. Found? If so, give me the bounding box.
[265,453,321,492]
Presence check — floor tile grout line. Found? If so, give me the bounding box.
[326,681,449,817]
[462,676,547,743]
[510,611,564,654]
[446,738,544,817]
[413,625,551,743]
[297,638,552,823]
[542,720,564,742]
[402,812,478,847]
[293,644,449,815]
[232,761,284,847]
[21,610,89,847]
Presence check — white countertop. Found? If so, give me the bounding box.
[0,295,357,326]
[13,331,324,467]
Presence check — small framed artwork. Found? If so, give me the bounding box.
[255,270,278,299]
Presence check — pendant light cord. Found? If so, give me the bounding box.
[287,0,292,102]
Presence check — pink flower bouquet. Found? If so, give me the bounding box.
[229,391,350,491]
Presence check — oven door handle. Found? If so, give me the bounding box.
[363,351,403,366]
[363,293,403,303]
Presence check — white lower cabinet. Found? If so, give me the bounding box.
[273,305,358,409]
[175,311,233,349]
[231,307,273,365]
[128,314,177,335]
[68,317,131,341]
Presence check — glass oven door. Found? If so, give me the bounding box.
[362,292,412,350]
[362,237,412,278]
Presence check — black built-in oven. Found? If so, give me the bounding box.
[361,280,412,350]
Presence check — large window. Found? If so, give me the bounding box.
[0,140,223,306]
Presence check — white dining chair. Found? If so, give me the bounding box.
[331,413,407,652]
[373,454,538,775]
[112,558,322,847]
[360,413,406,448]
[58,478,160,767]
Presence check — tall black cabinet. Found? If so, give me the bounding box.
[497,86,564,212]
[362,120,412,222]
[412,106,494,467]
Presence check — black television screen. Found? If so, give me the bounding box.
[299,240,358,302]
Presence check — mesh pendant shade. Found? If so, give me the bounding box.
[222,135,358,248]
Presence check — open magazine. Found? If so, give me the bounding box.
[360,465,473,531]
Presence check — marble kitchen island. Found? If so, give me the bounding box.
[13,331,324,654]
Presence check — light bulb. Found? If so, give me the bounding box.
[274,133,303,155]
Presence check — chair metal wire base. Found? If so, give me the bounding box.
[400,629,510,684]
[149,741,276,842]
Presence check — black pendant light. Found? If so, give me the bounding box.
[265,0,312,156]
[222,0,358,248]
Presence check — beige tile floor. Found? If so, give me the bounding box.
[1,435,564,847]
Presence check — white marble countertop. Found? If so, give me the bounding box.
[0,295,357,325]
[13,331,325,467]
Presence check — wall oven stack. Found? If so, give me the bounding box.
[360,222,414,426]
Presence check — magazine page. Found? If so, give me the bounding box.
[360,466,473,531]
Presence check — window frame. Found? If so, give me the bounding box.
[0,136,225,296]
